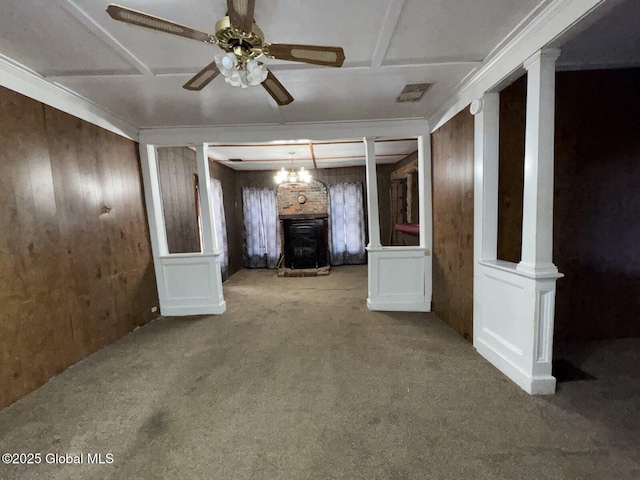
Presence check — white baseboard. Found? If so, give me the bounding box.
[475,338,556,395]
[161,301,227,317]
[367,298,431,312]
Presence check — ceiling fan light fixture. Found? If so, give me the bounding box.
[106,2,346,102]
[220,52,237,70]
[215,53,267,88]
[246,59,268,84]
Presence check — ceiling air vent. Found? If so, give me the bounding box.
[396,83,432,103]
[229,158,243,162]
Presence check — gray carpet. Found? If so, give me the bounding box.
[1,265,639,479]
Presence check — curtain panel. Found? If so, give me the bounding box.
[242,187,280,268]
[328,182,366,265]
[211,179,229,279]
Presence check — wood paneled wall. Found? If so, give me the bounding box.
[157,147,200,254]
[497,75,526,263]
[498,69,640,341]
[0,87,158,410]
[554,69,640,341]
[156,149,241,276]
[431,110,475,341]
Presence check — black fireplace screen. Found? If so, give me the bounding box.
[283,219,328,269]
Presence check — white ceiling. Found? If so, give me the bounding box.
[557,0,640,70]
[0,0,546,129]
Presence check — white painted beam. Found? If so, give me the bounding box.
[58,0,154,76]
[370,0,406,68]
[139,119,430,146]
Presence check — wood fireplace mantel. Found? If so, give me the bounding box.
[279,213,328,220]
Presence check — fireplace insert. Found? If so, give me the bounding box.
[282,218,328,269]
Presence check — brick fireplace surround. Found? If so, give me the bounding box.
[277,180,330,277]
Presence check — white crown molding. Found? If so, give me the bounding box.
[0,54,139,141]
[139,118,431,146]
[428,0,607,132]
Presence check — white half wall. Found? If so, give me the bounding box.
[158,254,226,316]
[475,261,561,394]
[367,247,432,312]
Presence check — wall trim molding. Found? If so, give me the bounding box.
[161,302,227,316]
[367,300,431,312]
[428,0,607,132]
[476,339,556,395]
[0,54,139,141]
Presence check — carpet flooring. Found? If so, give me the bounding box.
[0,265,639,479]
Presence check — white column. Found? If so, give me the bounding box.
[472,94,500,347]
[364,137,381,248]
[472,94,500,263]
[195,143,219,254]
[417,134,432,250]
[139,144,168,256]
[517,48,561,275]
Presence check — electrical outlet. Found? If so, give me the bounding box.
[151,306,158,313]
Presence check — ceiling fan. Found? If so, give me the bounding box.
[106,1,346,105]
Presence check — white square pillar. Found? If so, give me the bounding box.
[517,48,561,275]
[195,143,220,254]
[139,144,169,257]
[364,137,381,248]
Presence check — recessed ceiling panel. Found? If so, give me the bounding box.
[276,64,474,124]
[74,0,225,73]
[0,0,136,75]
[384,0,541,65]
[58,75,279,127]
[254,0,390,66]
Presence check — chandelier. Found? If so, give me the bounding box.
[275,152,312,184]
[215,52,268,88]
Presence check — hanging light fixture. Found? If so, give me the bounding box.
[214,52,268,89]
[275,152,312,184]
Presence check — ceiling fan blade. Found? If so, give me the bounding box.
[226,0,256,33]
[262,71,294,106]
[183,61,220,91]
[265,43,345,67]
[106,4,215,44]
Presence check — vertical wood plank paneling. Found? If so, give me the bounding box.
[0,87,158,410]
[156,147,200,253]
[552,70,640,341]
[497,75,526,263]
[431,109,475,341]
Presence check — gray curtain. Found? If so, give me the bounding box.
[242,187,280,268]
[328,182,366,265]
[211,179,229,280]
